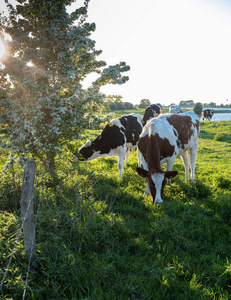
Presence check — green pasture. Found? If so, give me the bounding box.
[0,118,231,299]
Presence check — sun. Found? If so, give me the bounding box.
[0,38,7,60]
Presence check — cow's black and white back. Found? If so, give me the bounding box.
[202,109,214,121]
[142,104,162,125]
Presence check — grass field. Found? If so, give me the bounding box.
[0,112,231,299]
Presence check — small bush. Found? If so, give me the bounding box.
[193,102,203,117]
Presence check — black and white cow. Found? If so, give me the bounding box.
[72,113,143,178]
[169,105,183,114]
[136,111,200,204]
[202,109,214,121]
[142,104,162,125]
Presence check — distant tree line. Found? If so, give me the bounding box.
[103,97,154,111]
[179,100,194,107]
[103,97,231,112]
[104,95,136,111]
[180,100,231,108]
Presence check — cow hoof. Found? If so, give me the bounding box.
[154,199,163,204]
[71,157,78,162]
[143,192,150,197]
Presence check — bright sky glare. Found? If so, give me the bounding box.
[1,0,231,106]
[77,0,231,106]
[0,38,6,60]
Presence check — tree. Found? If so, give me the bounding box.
[207,102,216,108]
[104,95,136,111]
[138,99,151,108]
[109,102,117,111]
[179,100,194,107]
[104,95,121,111]
[193,102,203,117]
[114,97,124,110]
[124,102,134,109]
[0,0,129,175]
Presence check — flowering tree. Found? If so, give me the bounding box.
[0,0,129,174]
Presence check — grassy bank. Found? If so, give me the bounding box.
[0,119,231,299]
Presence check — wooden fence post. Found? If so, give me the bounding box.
[20,161,37,257]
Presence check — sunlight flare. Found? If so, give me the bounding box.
[0,38,7,60]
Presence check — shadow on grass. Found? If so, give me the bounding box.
[1,160,231,299]
[33,164,231,298]
[199,129,215,140]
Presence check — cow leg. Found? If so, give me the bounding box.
[181,151,190,181]
[166,159,175,172]
[118,146,127,178]
[190,144,198,181]
[125,146,129,165]
[165,159,175,185]
[143,180,150,196]
[139,153,150,196]
[137,148,141,167]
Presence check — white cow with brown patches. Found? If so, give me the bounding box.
[136,111,200,204]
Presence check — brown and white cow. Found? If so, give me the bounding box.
[72,113,143,178]
[202,109,214,121]
[136,111,200,204]
[142,104,162,125]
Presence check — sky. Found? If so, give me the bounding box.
[75,0,231,106]
[1,0,231,106]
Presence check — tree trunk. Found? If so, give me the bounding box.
[47,154,56,177]
[20,161,37,257]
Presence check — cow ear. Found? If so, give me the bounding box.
[84,140,92,147]
[165,170,178,179]
[136,167,149,178]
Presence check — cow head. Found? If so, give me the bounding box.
[136,167,178,204]
[142,105,162,126]
[72,140,95,162]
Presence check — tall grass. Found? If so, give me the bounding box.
[0,119,231,299]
